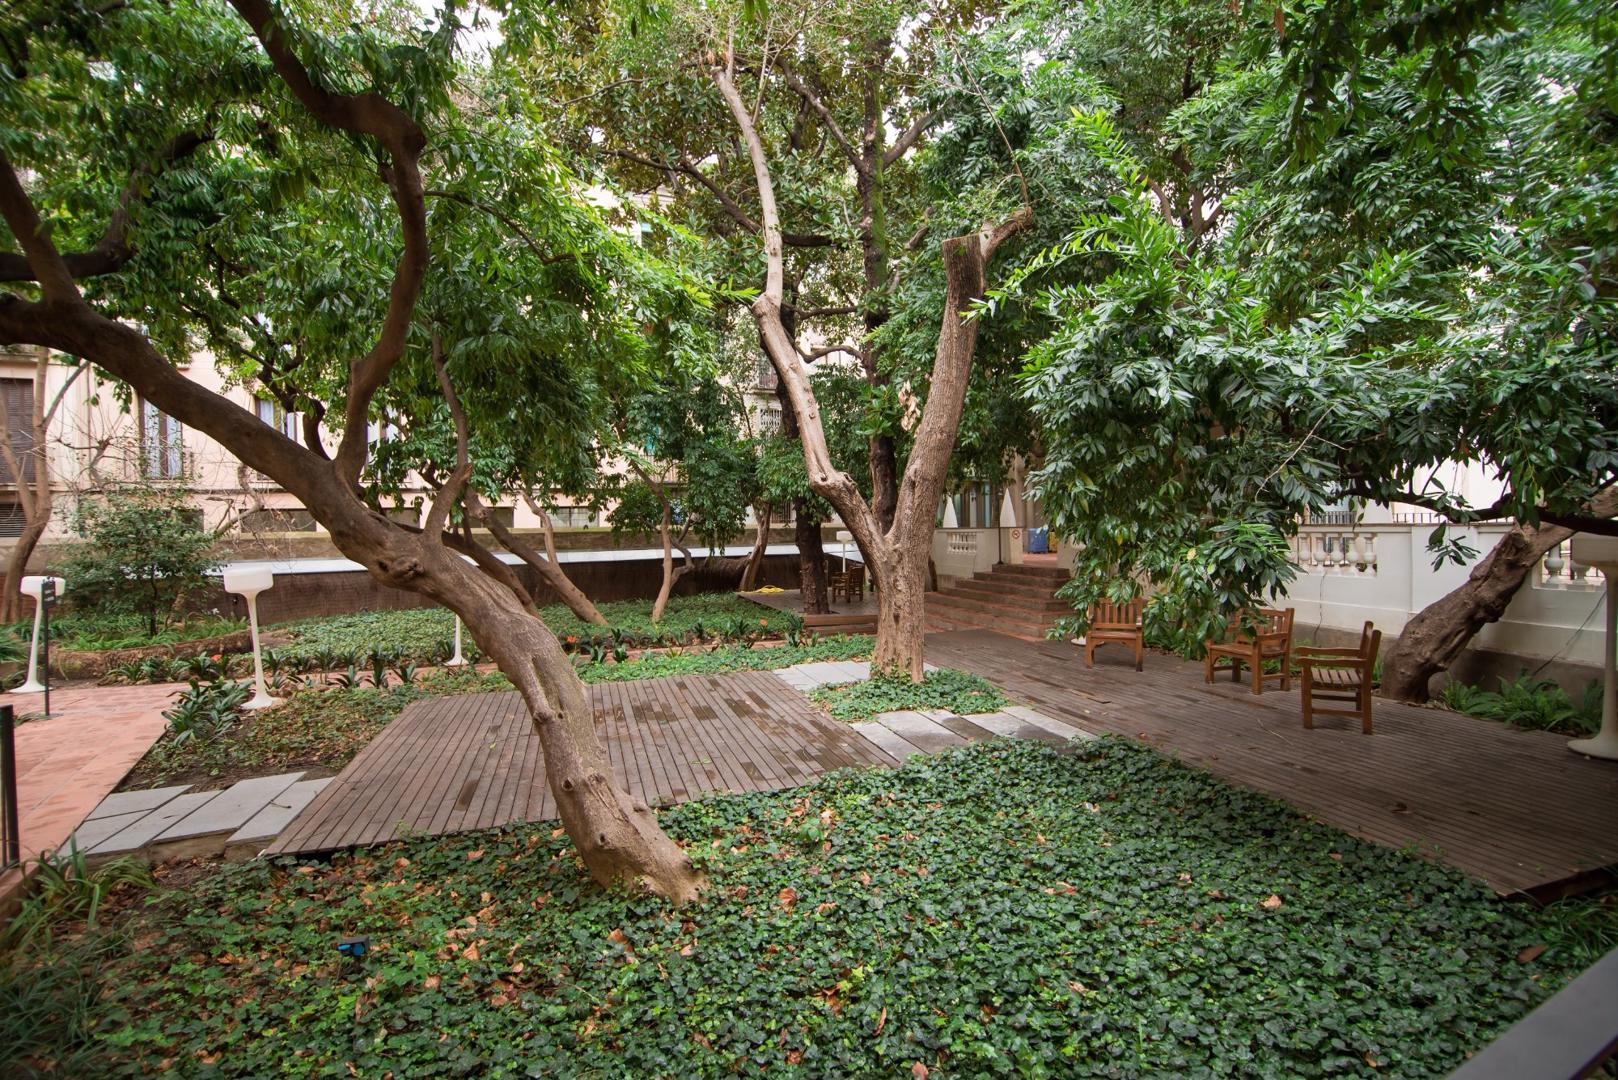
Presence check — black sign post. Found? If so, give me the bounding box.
[39,577,54,719]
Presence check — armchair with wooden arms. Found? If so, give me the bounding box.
[1203,607,1295,695]
[1084,597,1145,671]
[1296,621,1382,734]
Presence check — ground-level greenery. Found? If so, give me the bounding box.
[15,739,1605,1078]
[809,668,1009,721]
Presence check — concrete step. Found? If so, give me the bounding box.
[928,595,1064,629]
[946,577,1068,604]
[79,771,311,863]
[936,585,1069,614]
[977,564,1069,584]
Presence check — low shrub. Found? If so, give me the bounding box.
[810,667,1009,721]
[1439,673,1602,736]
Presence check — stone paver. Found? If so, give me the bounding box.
[770,658,1095,763]
[87,791,219,855]
[85,784,192,820]
[228,778,331,849]
[874,709,970,753]
[850,721,924,761]
[154,772,305,842]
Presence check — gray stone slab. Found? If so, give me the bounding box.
[875,710,969,753]
[88,791,219,854]
[86,784,192,820]
[155,772,305,842]
[1003,705,1098,741]
[936,715,995,743]
[851,721,924,762]
[70,810,150,852]
[228,778,331,844]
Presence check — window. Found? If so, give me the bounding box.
[140,398,184,479]
[255,396,299,440]
[0,500,24,538]
[479,506,516,530]
[551,505,597,528]
[0,378,35,486]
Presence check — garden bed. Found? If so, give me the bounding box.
[9,739,1609,1077]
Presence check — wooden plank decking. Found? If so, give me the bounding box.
[926,629,1618,899]
[266,671,896,857]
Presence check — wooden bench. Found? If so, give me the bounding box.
[803,612,879,636]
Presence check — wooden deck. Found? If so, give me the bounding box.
[926,630,1618,899]
[266,672,896,857]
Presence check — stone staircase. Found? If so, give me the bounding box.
[926,563,1071,640]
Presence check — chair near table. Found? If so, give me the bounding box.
[829,563,865,604]
[1203,607,1295,695]
[1297,621,1382,734]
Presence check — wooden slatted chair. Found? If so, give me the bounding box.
[829,564,865,604]
[1084,597,1145,671]
[1203,607,1295,695]
[1297,621,1382,734]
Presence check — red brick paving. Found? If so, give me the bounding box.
[2,682,178,907]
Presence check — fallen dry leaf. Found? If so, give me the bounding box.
[1261,894,1283,910]
[912,1064,929,1079]
[875,1006,887,1035]
[1517,943,1547,964]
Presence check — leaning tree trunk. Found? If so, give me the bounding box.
[1382,521,1575,702]
[738,504,771,592]
[379,537,702,902]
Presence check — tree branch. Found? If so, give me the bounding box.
[604,147,835,248]
[424,328,471,537]
[884,109,939,167]
[777,65,865,176]
[425,188,576,265]
[226,0,429,491]
[0,131,213,284]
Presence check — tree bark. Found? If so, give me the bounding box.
[1,515,44,623]
[795,501,830,613]
[1381,489,1617,701]
[713,56,1029,680]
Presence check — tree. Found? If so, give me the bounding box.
[62,484,219,637]
[0,0,704,900]
[1009,0,1618,674]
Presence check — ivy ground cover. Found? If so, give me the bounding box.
[41,739,1590,1078]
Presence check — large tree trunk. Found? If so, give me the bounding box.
[363,535,702,903]
[1382,494,1616,701]
[795,502,830,613]
[715,57,1028,680]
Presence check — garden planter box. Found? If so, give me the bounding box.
[52,628,263,680]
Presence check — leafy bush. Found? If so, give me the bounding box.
[810,667,1009,721]
[60,486,220,637]
[1439,673,1602,736]
[160,678,252,746]
[27,740,1600,1077]
[1,843,151,952]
